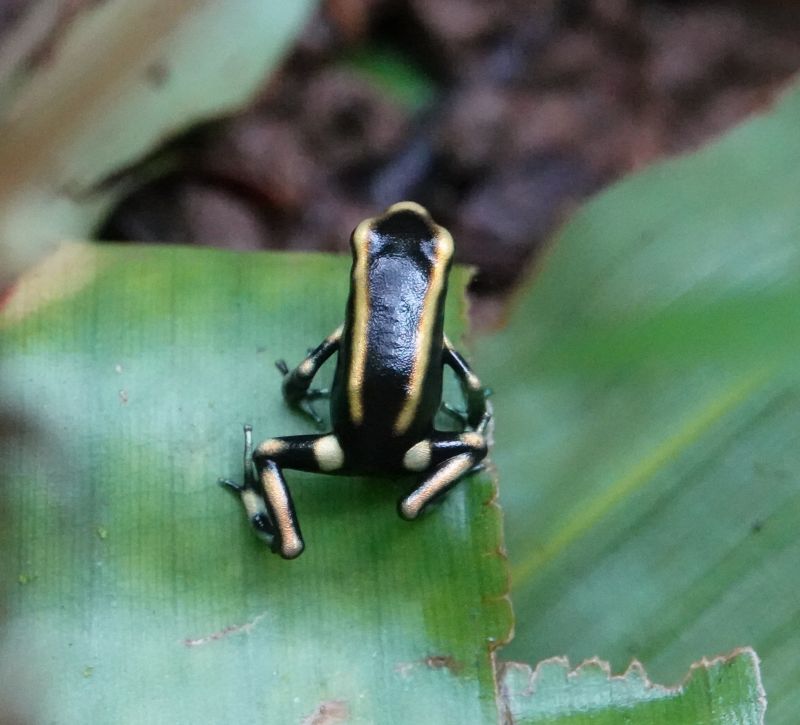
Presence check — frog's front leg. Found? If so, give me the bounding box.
[398,421,490,520]
[443,337,490,429]
[277,325,342,426]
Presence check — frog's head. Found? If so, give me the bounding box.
[349,202,454,271]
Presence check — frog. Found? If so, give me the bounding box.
[221,201,491,559]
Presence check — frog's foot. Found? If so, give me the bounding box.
[219,424,278,544]
[219,477,276,544]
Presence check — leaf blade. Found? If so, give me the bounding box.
[0,244,512,723]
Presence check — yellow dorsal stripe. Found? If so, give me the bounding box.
[393,227,453,435]
[348,218,372,425]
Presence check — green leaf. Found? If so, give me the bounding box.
[0,0,315,286]
[0,245,510,723]
[499,648,766,724]
[476,85,800,721]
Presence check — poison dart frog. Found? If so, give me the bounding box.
[221,202,492,559]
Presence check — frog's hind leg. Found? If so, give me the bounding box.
[398,424,490,520]
[244,432,345,559]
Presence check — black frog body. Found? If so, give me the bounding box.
[222,202,491,558]
[331,205,453,470]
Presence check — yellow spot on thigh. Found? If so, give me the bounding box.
[403,440,432,472]
[313,435,345,472]
[256,439,286,457]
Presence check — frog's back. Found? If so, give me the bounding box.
[330,203,453,468]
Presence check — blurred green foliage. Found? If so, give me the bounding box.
[478,83,800,724]
[0,0,315,286]
[344,45,437,110]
